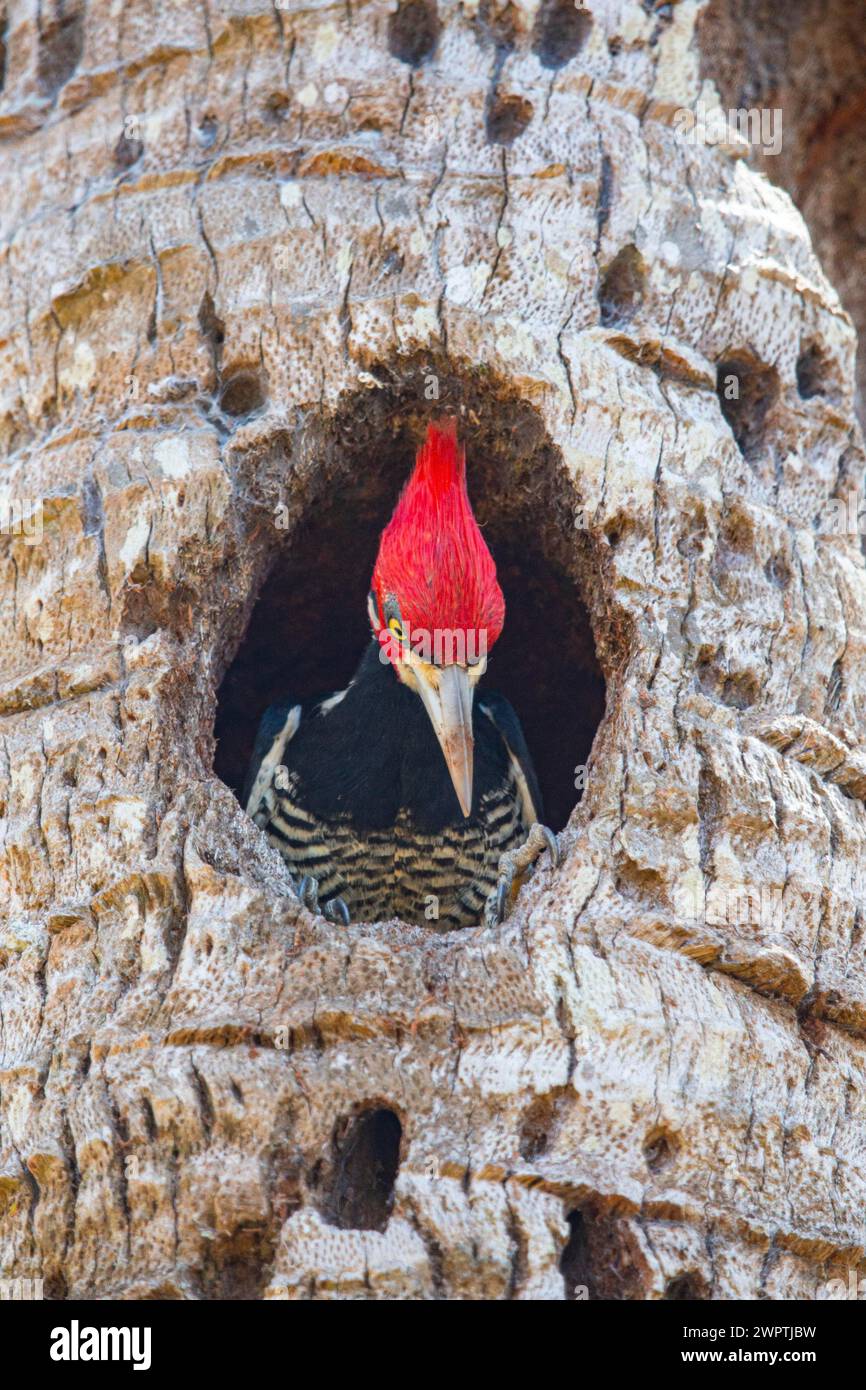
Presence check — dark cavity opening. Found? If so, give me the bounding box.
[796,342,834,400]
[599,245,645,327]
[664,1272,710,1300]
[213,376,607,846]
[560,1210,590,1299]
[486,92,534,145]
[199,1227,275,1301]
[533,0,592,70]
[220,369,267,419]
[197,294,268,426]
[114,130,143,172]
[322,1107,402,1233]
[388,0,440,66]
[37,5,84,96]
[560,1202,650,1299]
[716,352,780,462]
[198,291,225,382]
[519,1092,559,1161]
[472,0,519,52]
[643,1125,680,1173]
[198,114,219,147]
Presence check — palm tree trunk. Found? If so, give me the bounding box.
[1,0,865,1299]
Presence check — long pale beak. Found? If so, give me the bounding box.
[414,663,474,818]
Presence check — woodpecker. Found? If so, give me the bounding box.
[243,419,559,929]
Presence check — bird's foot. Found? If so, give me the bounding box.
[484,823,560,927]
[295,875,351,926]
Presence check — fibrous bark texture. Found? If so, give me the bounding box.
[1,0,865,1300]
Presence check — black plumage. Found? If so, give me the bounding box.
[244,640,542,929]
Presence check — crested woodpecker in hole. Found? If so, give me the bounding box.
[243,418,559,928]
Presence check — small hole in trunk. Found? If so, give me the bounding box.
[486,92,534,145]
[388,0,440,66]
[716,352,780,462]
[599,245,645,327]
[533,0,592,69]
[665,1272,710,1300]
[323,1107,403,1232]
[37,5,84,96]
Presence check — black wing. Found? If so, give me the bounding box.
[242,698,302,813]
[478,691,544,826]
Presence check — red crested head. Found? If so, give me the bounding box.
[370,419,505,667]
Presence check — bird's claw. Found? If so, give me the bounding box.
[493,876,511,925]
[297,875,319,911]
[539,824,561,870]
[324,896,351,926]
[484,822,560,927]
[295,875,351,926]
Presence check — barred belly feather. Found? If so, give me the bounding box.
[245,642,540,930]
[253,770,528,929]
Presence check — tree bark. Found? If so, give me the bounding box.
[1,0,865,1300]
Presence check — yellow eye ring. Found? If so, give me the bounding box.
[388,617,404,639]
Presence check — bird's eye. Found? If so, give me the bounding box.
[388,617,404,640]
